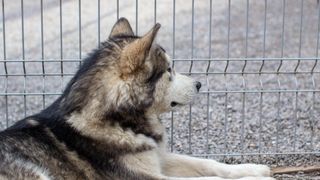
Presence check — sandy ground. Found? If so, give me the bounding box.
[0,0,320,179]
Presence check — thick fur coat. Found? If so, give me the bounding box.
[0,18,274,180]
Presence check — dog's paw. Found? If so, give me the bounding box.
[246,164,271,176]
[239,177,275,180]
[230,164,272,177]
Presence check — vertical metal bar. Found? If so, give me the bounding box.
[209,0,212,62]
[191,0,195,59]
[310,81,316,151]
[258,78,263,161]
[276,55,283,164]
[170,111,174,152]
[313,2,320,75]
[136,0,138,35]
[206,0,213,73]
[170,110,174,152]
[2,0,8,127]
[276,68,282,162]
[188,0,195,154]
[310,1,320,151]
[280,0,285,58]
[170,0,176,152]
[59,0,63,91]
[297,0,303,60]
[240,0,249,161]
[205,0,213,156]
[241,78,246,160]
[224,0,231,73]
[189,0,195,73]
[117,0,119,20]
[293,0,304,152]
[172,0,176,67]
[276,81,281,154]
[223,0,231,160]
[310,77,316,151]
[263,0,267,59]
[227,0,230,60]
[40,0,45,109]
[188,104,192,154]
[154,0,157,24]
[4,79,8,127]
[79,0,82,65]
[293,83,298,152]
[258,0,267,162]
[206,80,210,155]
[314,1,320,75]
[98,0,101,46]
[275,0,285,163]
[224,84,228,160]
[21,0,27,117]
[245,0,249,58]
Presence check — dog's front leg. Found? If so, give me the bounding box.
[167,177,275,180]
[161,153,272,179]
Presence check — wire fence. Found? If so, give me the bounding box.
[0,0,320,164]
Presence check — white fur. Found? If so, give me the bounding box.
[68,113,157,150]
[165,54,197,109]
[168,73,197,106]
[134,53,275,180]
[15,159,51,180]
[151,54,198,113]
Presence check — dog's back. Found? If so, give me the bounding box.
[0,116,102,180]
[0,102,156,180]
[0,119,62,180]
[0,121,50,180]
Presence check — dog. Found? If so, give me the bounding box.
[0,18,274,180]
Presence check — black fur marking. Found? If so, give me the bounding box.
[59,46,111,115]
[0,32,166,179]
[159,46,166,53]
[0,123,90,179]
[56,38,164,143]
[146,68,165,86]
[0,116,157,179]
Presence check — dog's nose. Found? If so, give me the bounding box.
[196,81,201,91]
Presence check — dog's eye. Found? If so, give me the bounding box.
[167,67,172,73]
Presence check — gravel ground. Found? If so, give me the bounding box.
[0,0,320,179]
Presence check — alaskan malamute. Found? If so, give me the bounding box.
[0,18,274,180]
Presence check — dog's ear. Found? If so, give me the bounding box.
[109,17,134,38]
[119,23,161,76]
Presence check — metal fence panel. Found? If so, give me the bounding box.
[0,0,319,166]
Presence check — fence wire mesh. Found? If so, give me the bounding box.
[0,0,320,166]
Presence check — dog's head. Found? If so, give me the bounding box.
[62,18,201,118]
